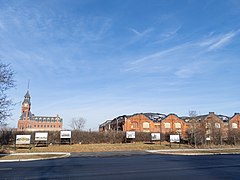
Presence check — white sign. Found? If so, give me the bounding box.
[206,137,211,141]
[35,132,48,141]
[151,133,161,141]
[126,131,135,139]
[60,131,71,139]
[16,135,31,145]
[170,135,180,143]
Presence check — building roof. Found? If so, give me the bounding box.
[22,90,31,105]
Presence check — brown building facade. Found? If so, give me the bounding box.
[99,112,239,141]
[17,91,63,131]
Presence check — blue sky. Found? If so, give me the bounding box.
[1,0,240,130]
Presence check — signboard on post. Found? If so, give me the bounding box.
[126,131,135,139]
[151,133,161,141]
[60,130,71,145]
[35,132,48,141]
[170,135,180,143]
[16,135,31,145]
[60,131,72,139]
[206,137,211,141]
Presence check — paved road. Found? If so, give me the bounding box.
[1,153,240,179]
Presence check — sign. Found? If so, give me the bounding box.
[16,135,31,145]
[126,131,135,139]
[206,137,211,141]
[170,135,180,143]
[151,133,161,141]
[35,132,48,141]
[60,131,71,139]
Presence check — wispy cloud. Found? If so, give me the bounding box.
[198,30,239,51]
[129,27,154,37]
[123,29,240,77]
[175,61,207,78]
[123,43,190,72]
[161,25,182,38]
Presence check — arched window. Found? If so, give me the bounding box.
[143,122,150,129]
[215,123,221,128]
[175,123,181,128]
[131,122,138,129]
[164,123,171,128]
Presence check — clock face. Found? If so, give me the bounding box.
[23,103,28,107]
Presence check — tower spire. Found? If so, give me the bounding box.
[27,79,30,90]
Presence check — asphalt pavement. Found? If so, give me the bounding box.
[1,153,240,179]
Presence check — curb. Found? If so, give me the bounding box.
[0,152,71,162]
[146,148,240,156]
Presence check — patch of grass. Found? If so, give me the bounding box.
[11,142,191,153]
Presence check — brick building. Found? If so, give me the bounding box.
[17,91,63,131]
[99,113,188,139]
[161,114,189,138]
[229,113,240,129]
[99,112,240,141]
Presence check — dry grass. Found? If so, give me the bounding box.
[1,142,240,160]
[10,142,191,153]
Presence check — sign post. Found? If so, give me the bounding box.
[60,131,72,145]
[170,135,180,148]
[151,133,161,143]
[125,131,135,143]
[16,135,31,150]
[35,132,48,147]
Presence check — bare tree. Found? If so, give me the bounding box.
[69,117,86,131]
[0,62,15,123]
[188,110,198,148]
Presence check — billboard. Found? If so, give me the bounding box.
[35,132,48,141]
[170,135,180,143]
[151,133,161,141]
[126,131,135,139]
[60,130,71,139]
[16,135,31,145]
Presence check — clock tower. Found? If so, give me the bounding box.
[21,91,31,118]
[17,90,63,131]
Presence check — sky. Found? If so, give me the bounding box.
[0,0,240,130]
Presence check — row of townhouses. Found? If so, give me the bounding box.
[99,112,240,140]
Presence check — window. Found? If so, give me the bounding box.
[175,123,181,128]
[232,123,238,129]
[131,122,138,129]
[206,123,211,128]
[215,123,221,128]
[164,123,171,128]
[143,122,150,129]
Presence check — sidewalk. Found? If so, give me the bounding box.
[0,152,70,162]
